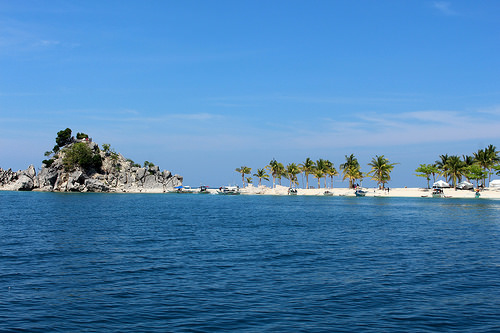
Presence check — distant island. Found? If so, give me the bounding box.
[0,128,182,193]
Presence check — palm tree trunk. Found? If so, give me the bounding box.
[306,174,309,189]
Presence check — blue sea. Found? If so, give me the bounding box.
[1,191,500,332]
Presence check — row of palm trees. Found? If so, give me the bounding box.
[415,145,500,189]
[235,154,397,189]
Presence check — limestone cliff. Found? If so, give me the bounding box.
[0,139,182,193]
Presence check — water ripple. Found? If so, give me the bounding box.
[1,192,499,332]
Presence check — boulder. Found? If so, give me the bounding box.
[84,179,109,192]
[143,174,163,190]
[162,170,171,179]
[12,174,34,191]
[136,168,146,181]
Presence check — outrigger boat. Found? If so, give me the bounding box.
[288,188,298,195]
[173,185,194,193]
[355,189,367,197]
[199,185,210,194]
[217,186,240,195]
[432,188,444,198]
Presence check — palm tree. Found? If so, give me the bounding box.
[486,144,500,184]
[253,168,269,187]
[325,161,338,189]
[435,154,450,183]
[312,169,324,189]
[340,154,361,189]
[367,155,397,189]
[415,164,433,189]
[429,164,439,184]
[299,158,315,189]
[275,162,285,186]
[286,163,301,188]
[316,159,328,188]
[445,155,465,189]
[466,164,488,188]
[235,166,251,187]
[462,155,475,182]
[493,164,500,176]
[266,159,279,188]
[473,149,489,186]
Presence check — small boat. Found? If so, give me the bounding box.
[355,189,367,197]
[199,185,210,194]
[323,191,334,196]
[288,188,298,195]
[217,186,240,195]
[173,185,194,193]
[432,188,444,198]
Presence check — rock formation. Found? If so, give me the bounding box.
[0,139,182,193]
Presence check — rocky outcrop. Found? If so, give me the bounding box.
[0,165,37,191]
[0,142,183,193]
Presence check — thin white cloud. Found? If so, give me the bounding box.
[33,39,60,47]
[298,109,500,149]
[477,105,500,116]
[83,111,224,124]
[433,1,457,16]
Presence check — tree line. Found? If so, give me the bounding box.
[415,145,500,189]
[236,154,397,189]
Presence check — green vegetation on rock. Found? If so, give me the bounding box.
[56,128,72,147]
[63,142,102,172]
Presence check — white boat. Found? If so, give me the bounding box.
[323,191,334,196]
[355,189,367,197]
[217,186,240,195]
[173,185,195,193]
[288,188,298,195]
[432,188,444,198]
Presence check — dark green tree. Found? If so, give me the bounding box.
[56,128,73,147]
[76,132,89,140]
[63,142,101,172]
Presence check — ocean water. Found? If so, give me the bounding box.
[1,192,500,332]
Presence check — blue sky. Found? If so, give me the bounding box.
[1,1,499,188]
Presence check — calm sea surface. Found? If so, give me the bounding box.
[1,191,500,332]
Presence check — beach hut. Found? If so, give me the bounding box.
[456,181,473,190]
[432,180,450,188]
[490,180,500,189]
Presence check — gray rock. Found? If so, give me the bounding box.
[38,167,59,188]
[84,179,109,192]
[24,165,36,178]
[136,168,146,181]
[143,174,162,190]
[69,170,85,184]
[12,174,34,191]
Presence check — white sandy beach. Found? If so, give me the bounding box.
[209,185,500,199]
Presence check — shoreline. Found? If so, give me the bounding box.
[234,185,500,199]
[2,185,500,200]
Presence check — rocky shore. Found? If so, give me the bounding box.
[0,140,182,193]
